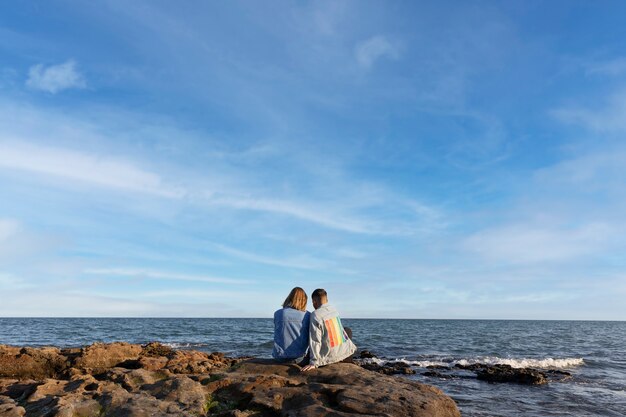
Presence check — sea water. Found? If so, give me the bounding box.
[0,318,624,416]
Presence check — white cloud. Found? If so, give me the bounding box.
[84,267,250,285]
[552,88,626,132]
[464,223,613,264]
[533,148,626,190]
[210,195,373,234]
[0,272,23,287]
[138,289,252,299]
[0,137,439,235]
[0,291,157,317]
[0,218,19,241]
[0,99,445,237]
[586,57,626,76]
[26,60,86,93]
[210,242,332,270]
[355,35,399,69]
[0,141,184,198]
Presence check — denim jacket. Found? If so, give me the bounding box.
[272,307,311,359]
[308,303,356,367]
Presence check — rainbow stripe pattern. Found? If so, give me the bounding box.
[324,317,347,348]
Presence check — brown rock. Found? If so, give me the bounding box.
[138,356,168,371]
[141,342,174,358]
[209,359,460,417]
[73,342,142,374]
[0,395,26,417]
[165,350,219,374]
[0,344,460,417]
[0,345,67,380]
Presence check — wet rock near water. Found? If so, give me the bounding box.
[354,353,572,386]
[0,343,461,417]
[475,365,548,385]
[360,361,417,376]
[354,350,378,359]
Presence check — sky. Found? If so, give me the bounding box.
[1,1,626,319]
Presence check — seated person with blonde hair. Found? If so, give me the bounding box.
[272,287,310,362]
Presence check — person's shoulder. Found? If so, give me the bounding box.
[274,308,284,318]
[319,303,336,313]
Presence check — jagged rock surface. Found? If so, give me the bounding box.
[0,343,461,417]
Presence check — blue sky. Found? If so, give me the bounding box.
[1,1,625,319]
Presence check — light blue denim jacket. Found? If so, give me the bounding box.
[272,307,310,360]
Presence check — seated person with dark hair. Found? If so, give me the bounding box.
[301,288,356,371]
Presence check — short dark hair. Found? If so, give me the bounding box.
[312,288,327,300]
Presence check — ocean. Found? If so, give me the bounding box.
[0,318,624,416]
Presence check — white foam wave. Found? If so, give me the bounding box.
[161,342,208,349]
[359,356,584,369]
[453,357,584,369]
[359,357,448,367]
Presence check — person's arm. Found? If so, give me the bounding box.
[273,311,279,339]
[302,314,322,372]
[303,312,311,356]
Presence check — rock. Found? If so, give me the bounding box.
[138,356,168,371]
[422,370,448,378]
[165,349,219,374]
[545,369,572,381]
[0,395,26,417]
[355,349,377,359]
[213,359,459,416]
[476,364,548,385]
[141,342,175,358]
[0,345,67,380]
[360,360,416,375]
[0,344,460,416]
[453,363,483,371]
[73,342,143,373]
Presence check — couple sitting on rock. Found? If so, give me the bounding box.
[272,287,357,372]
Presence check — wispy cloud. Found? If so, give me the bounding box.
[0,218,19,241]
[355,35,400,69]
[209,242,332,270]
[0,141,184,198]
[139,289,250,299]
[210,196,374,234]
[552,88,626,132]
[0,291,158,316]
[84,267,250,285]
[585,57,626,76]
[464,223,613,264]
[26,60,86,93]
[0,135,440,236]
[0,272,27,289]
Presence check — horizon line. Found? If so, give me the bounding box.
[1,316,624,322]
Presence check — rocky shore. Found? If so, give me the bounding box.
[0,343,461,417]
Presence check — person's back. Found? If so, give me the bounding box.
[302,289,356,370]
[272,287,310,360]
[272,307,310,359]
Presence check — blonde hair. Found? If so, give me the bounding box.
[282,287,308,312]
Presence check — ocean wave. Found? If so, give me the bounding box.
[453,357,584,369]
[360,358,449,367]
[359,356,584,369]
[160,342,210,349]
